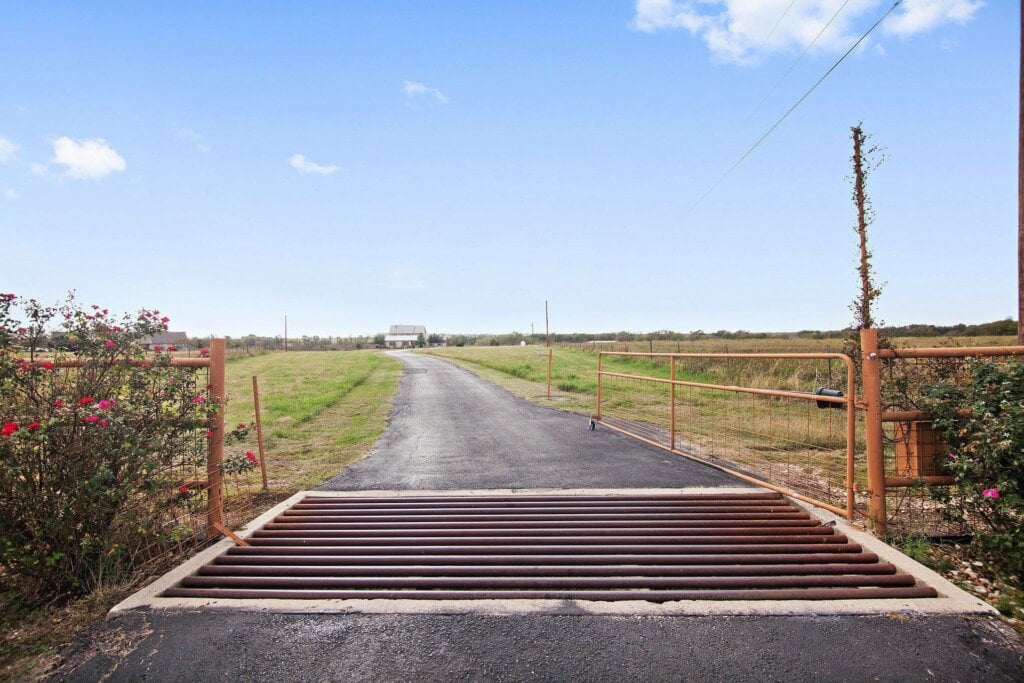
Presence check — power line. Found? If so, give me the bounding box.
[747,0,854,122]
[689,0,902,213]
[764,0,799,43]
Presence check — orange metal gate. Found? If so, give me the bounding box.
[593,350,859,521]
[591,331,1024,535]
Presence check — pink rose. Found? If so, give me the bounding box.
[981,488,1000,499]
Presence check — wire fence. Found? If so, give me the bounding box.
[875,346,1024,537]
[596,352,858,520]
[594,338,1024,539]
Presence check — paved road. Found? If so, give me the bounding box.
[321,351,744,489]
[57,353,1024,682]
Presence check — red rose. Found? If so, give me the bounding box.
[166,345,177,352]
[27,421,41,432]
[78,397,94,406]
[153,345,163,351]
[53,400,64,408]
[1,422,18,437]
[178,485,189,496]
[41,361,55,370]
[245,451,259,464]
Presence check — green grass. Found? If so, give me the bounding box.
[223,350,402,491]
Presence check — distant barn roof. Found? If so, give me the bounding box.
[389,325,426,335]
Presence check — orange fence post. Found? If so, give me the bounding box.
[845,357,857,520]
[206,338,226,540]
[669,357,676,451]
[252,375,268,492]
[860,328,887,534]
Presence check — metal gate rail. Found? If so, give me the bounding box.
[163,493,936,602]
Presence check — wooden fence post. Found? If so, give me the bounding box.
[206,338,226,540]
[252,375,268,491]
[860,328,887,534]
[547,348,553,400]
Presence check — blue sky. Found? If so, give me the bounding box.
[0,1,1015,337]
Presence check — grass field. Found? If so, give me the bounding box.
[1,350,402,678]
[222,350,403,491]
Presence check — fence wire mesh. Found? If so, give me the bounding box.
[598,353,859,518]
[878,351,1022,537]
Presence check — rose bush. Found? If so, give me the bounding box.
[924,359,1024,570]
[0,294,215,599]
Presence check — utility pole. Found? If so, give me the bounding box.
[545,301,550,347]
[1019,0,1023,343]
[284,315,288,352]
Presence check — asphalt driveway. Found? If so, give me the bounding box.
[321,351,745,490]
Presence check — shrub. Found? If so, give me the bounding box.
[0,294,214,599]
[923,359,1024,570]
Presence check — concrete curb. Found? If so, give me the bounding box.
[110,487,997,618]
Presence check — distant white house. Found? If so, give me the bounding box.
[384,324,426,349]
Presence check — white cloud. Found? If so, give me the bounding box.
[2,188,17,200]
[29,162,47,176]
[403,80,448,104]
[289,153,339,175]
[0,136,17,162]
[632,0,983,64]
[50,137,126,179]
[175,127,210,153]
[884,0,983,38]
